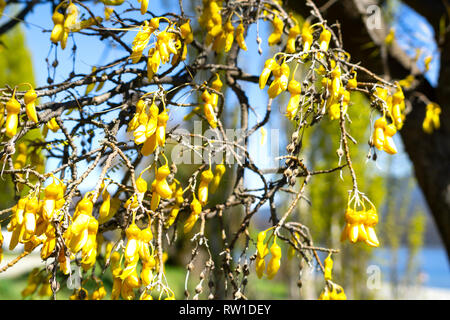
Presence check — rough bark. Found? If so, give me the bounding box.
[287,0,450,260]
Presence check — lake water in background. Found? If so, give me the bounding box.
[372,247,450,289]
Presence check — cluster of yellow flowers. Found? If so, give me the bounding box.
[321,64,352,121]
[128,98,169,156]
[108,229,173,300]
[64,192,99,271]
[1,84,62,142]
[21,268,53,299]
[371,84,408,155]
[6,176,66,260]
[258,18,341,122]
[264,1,301,50]
[272,18,331,58]
[183,74,224,127]
[201,74,223,129]
[50,2,79,49]
[341,193,379,248]
[183,163,226,233]
[254,229,282,280]
[259,58,290,100]
[164,180,184,228]
[198,0,247,53]
[422,102,441,134]
[318,254,347,300]
[372,116,398,155]
[130,17,193,79]
[183,195,202,234]
[117,221,153,299]
[286,20,300,54]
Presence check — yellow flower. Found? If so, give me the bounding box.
[98,187,112,224]
[198,168,214,206]
[42,178,63,221]
[50,11,65,44]
[235,23,247,51]
[384,28,395,46]
[209,163,226,194]
[80,217,99,271]
[5,91,21,138]
[21,268,41,298]
[423,103,441,134]
[364,209,380,247]
[165,205,180,229]
[64,3,79,33]
[372,117,387,151]
[150,180,161,211]
[155,164,172,199]
[255,255,266,279]
[347,71,358,89]
[383,123,398,155]
[140,0,149,15]
[341,196,379,248]
[259,58,278,89]
[268,15,284,46]
[329,283,347,300]
[23,196,39,241]
[183,196,202,233]
[324,254,333,281]
[286,79,301,120]
[286,24,300,54]
[156,110,169,147]
[267,63,290,99]
[201,89,218,128]
[424,55,432,72]
[24,87,38,123]
[266,239,281,280]
[223,20,235,52]
[317,25,331,59]
[180,20,194,44]
[124,223,141,265]
[47,117,60,132]
[301,22,313,56]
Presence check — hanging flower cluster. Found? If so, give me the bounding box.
[7,176,66,258]
[422,102,441,134]
[128,97,170,157]
[130,17,193,79]
[21,268,53,299]
[50,2,79,49]
[199,0,247,53]
[318,254,347,300]
[200,74,223,129]
[254,228,282,280]
[340,192,380,248]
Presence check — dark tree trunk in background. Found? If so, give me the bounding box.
[287,0,450,260]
